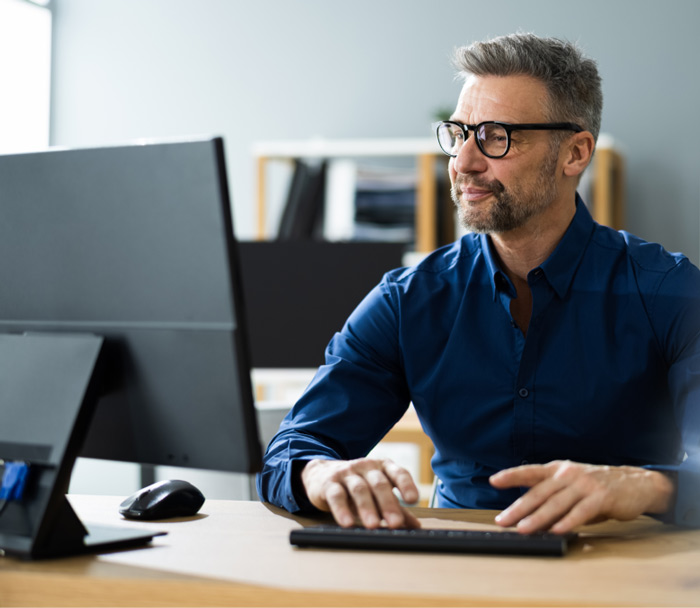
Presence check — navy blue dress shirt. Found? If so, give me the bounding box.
[257,198,700,526]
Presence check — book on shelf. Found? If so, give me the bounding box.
[323,160,417,245]
[277,158,327,240]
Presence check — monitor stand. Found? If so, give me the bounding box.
[0,333,165,559]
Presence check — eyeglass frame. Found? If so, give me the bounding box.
[435,120,584,159]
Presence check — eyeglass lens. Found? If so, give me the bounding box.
[437,122,509,158]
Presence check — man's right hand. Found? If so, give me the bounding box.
[300,457,421,529]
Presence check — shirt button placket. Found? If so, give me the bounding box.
[514,386,532,465]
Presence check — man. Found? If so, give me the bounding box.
[257,33,700,534]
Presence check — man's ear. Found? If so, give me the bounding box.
[562,131,596,178]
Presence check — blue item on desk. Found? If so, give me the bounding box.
[0,461,30,516]
[119,479,205,520]
[0,461,29,501]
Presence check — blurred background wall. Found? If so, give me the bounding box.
[50,0,700,264]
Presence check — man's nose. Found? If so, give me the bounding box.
[452,135,488,175]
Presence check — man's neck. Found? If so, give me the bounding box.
[489,199,576,283]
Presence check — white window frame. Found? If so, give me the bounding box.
[0,0,52,154]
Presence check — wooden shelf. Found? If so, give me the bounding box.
[590,144,625,229]
[253,138,447,252]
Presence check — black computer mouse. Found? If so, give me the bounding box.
[119,479,205,520]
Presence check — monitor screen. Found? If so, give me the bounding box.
[0,137,262,475]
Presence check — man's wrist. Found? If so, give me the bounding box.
[290,459,319,513]
[645,468,677,515]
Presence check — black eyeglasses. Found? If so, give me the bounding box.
[435,120,583,159]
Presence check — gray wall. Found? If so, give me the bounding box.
[51,0,700,264]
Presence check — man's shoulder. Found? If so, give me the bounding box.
[386,234,482,284]
[590,224,690,275]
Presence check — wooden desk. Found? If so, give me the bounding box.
[2,496,699,607]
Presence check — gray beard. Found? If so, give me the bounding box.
[451,155,559,234]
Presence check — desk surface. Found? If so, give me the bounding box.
[2,496,700,607]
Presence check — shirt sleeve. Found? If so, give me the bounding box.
[645,257,700,527]
[256,277,412,512]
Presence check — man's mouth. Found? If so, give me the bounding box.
[460,186,493,203]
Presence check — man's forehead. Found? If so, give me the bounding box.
[453,74,549,122]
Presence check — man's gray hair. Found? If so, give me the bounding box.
[453,33,603,143]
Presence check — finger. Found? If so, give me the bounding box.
[549,494,605,535]
[382,459,420,505]
[513,485,589,534]
[324,481,358,528]
[494,475,570,528]
[363,468,421,529]
[401,507,422,529]
[489,463,552,489]
[363,468,406,528]
[343,474,383,529]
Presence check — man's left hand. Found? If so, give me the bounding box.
[489,460,675,534]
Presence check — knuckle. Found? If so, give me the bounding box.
[367,473,392,492]
[344,475,367,493]
[380,457,400,471]
[344,460,363,474]
[325,482,347,503]
[348,457,380,474]
[554,460,580,480]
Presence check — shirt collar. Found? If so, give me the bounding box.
[539,194,596,299]
[480,193,596,300]
[480,233,511,301]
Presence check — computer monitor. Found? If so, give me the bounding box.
[0,137,262,557]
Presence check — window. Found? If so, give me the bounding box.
[0,0,51,153]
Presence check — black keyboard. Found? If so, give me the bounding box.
[290,525,576,556]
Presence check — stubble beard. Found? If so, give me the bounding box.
[451,151,559,234]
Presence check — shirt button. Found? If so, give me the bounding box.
[518,388,529,398]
